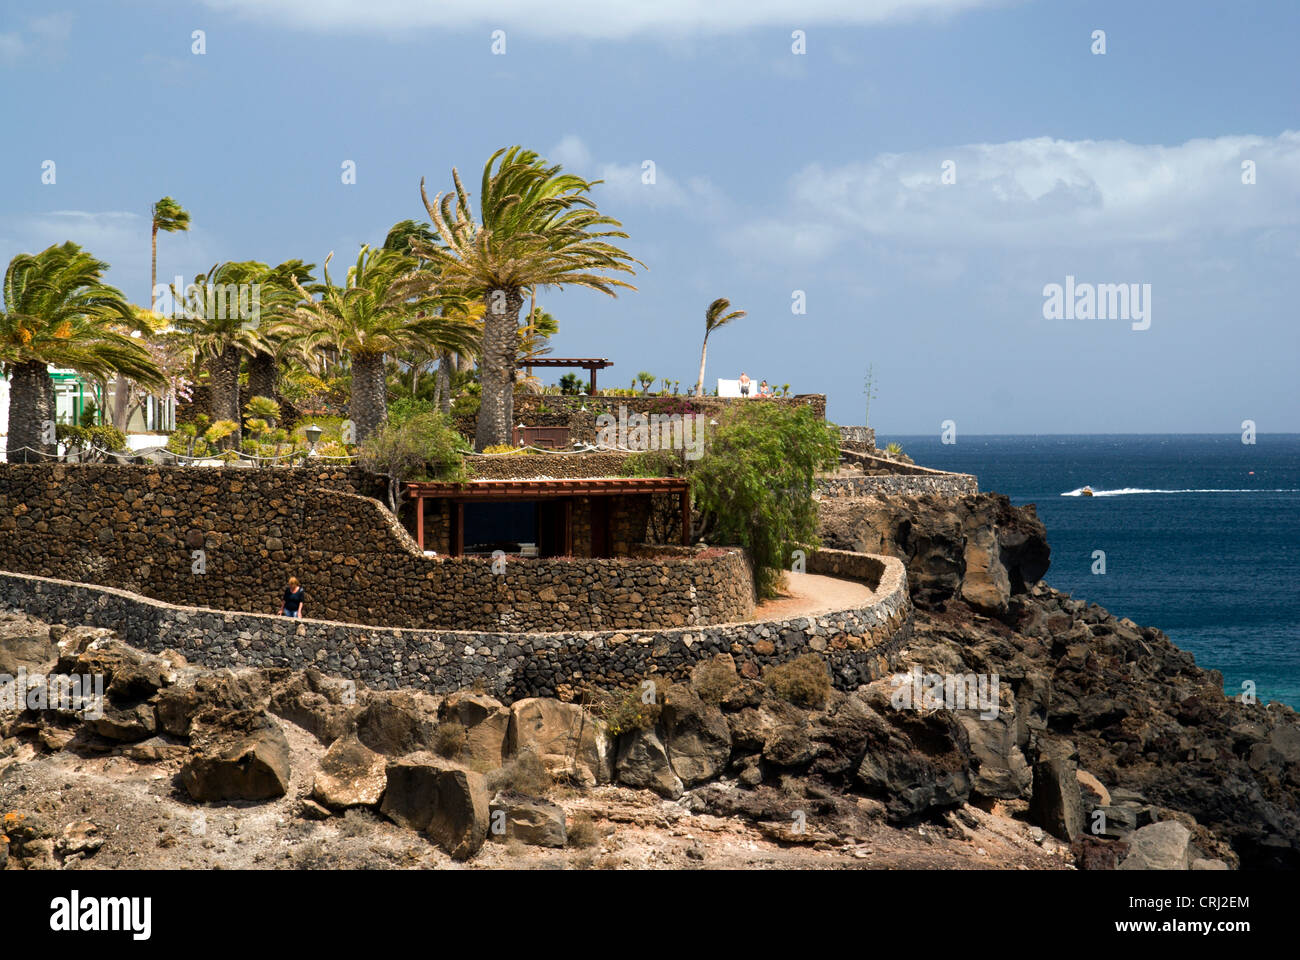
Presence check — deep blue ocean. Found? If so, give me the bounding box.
[875,434,1300,708]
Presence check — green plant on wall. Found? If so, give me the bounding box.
[359,410,470,512]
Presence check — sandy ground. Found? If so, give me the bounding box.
[748,572,876,622]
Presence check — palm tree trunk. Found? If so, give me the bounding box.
[208,346,242,449]
[6,361,56,463]
[695,334,710,396]
[247,351,277,404]
[150,223,158,312]
[350,352,388,444]
[475,288,523,451]
[436,351,453,415]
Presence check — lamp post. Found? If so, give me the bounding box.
[305,423,323,456]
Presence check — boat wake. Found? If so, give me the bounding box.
[1061,487,1300,497]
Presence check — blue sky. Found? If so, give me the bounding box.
[3,0,1297,432]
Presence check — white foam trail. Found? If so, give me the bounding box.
[1061,487,1300,497]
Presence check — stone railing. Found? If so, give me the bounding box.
[0,555,911,702]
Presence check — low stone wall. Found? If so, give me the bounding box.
[806,547,887,585]
[838,425,876,451]
[0,464,751,631]
[466,451,632,479]
[0,559,910,701]
[817,455,978,498]
[479,394,828,445]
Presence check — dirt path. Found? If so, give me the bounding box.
[748,572,876,622]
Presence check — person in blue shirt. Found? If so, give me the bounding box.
[281,576,306,618]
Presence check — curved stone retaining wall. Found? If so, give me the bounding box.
[0,463,752,631]
[0,556,911,702]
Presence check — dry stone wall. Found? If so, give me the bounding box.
[0,464,751,632]
[0,551,910,701]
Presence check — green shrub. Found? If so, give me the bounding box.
[359,411,470,511]
[57,424,126,462]
[596,686,663,737]
[245,395,281,425]
[690,404,839,598]
[763,654,832,708]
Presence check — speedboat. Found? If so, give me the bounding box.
[1081,486,1094,497]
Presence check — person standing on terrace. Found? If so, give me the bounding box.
[281,577,306,618]
[739,372,751,397]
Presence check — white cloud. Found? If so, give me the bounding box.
[2,211,213,306]
[0,12,73,64]
[547,136,727,219]
[199,0,1014,38]
[732,131,1300,258]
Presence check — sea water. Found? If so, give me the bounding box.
[875,434,1300,708]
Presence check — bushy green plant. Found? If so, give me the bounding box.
[78,401,99,428]
[597,686,663,737]
[204,419,239,447]
[245,395,281,426]
[558,372,583,395]
[56,424,126,462]
[359,411,470,511]
[690,404,839,598]
[388,395,436,428]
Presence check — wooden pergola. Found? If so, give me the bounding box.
[523,357,613,393]
[406,476,691,556]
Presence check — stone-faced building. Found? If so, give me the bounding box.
[405,477,691,558]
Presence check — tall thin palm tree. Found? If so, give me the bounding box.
[277,246,477,442]
[414,146,642,450]
[1,243,165,461]
[106,196,191,431]
[694,297,746,396]
[150,197,190,312]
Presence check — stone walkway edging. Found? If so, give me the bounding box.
[0,554,911,701]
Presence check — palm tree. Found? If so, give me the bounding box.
[1,243,165,462]
[245,259,316,404]
[277,246,477,443]
[414,146,642,450]
[103,196,190,432]
[175,260,269,448]
[150,197,190,312]
[694,297,746,396]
